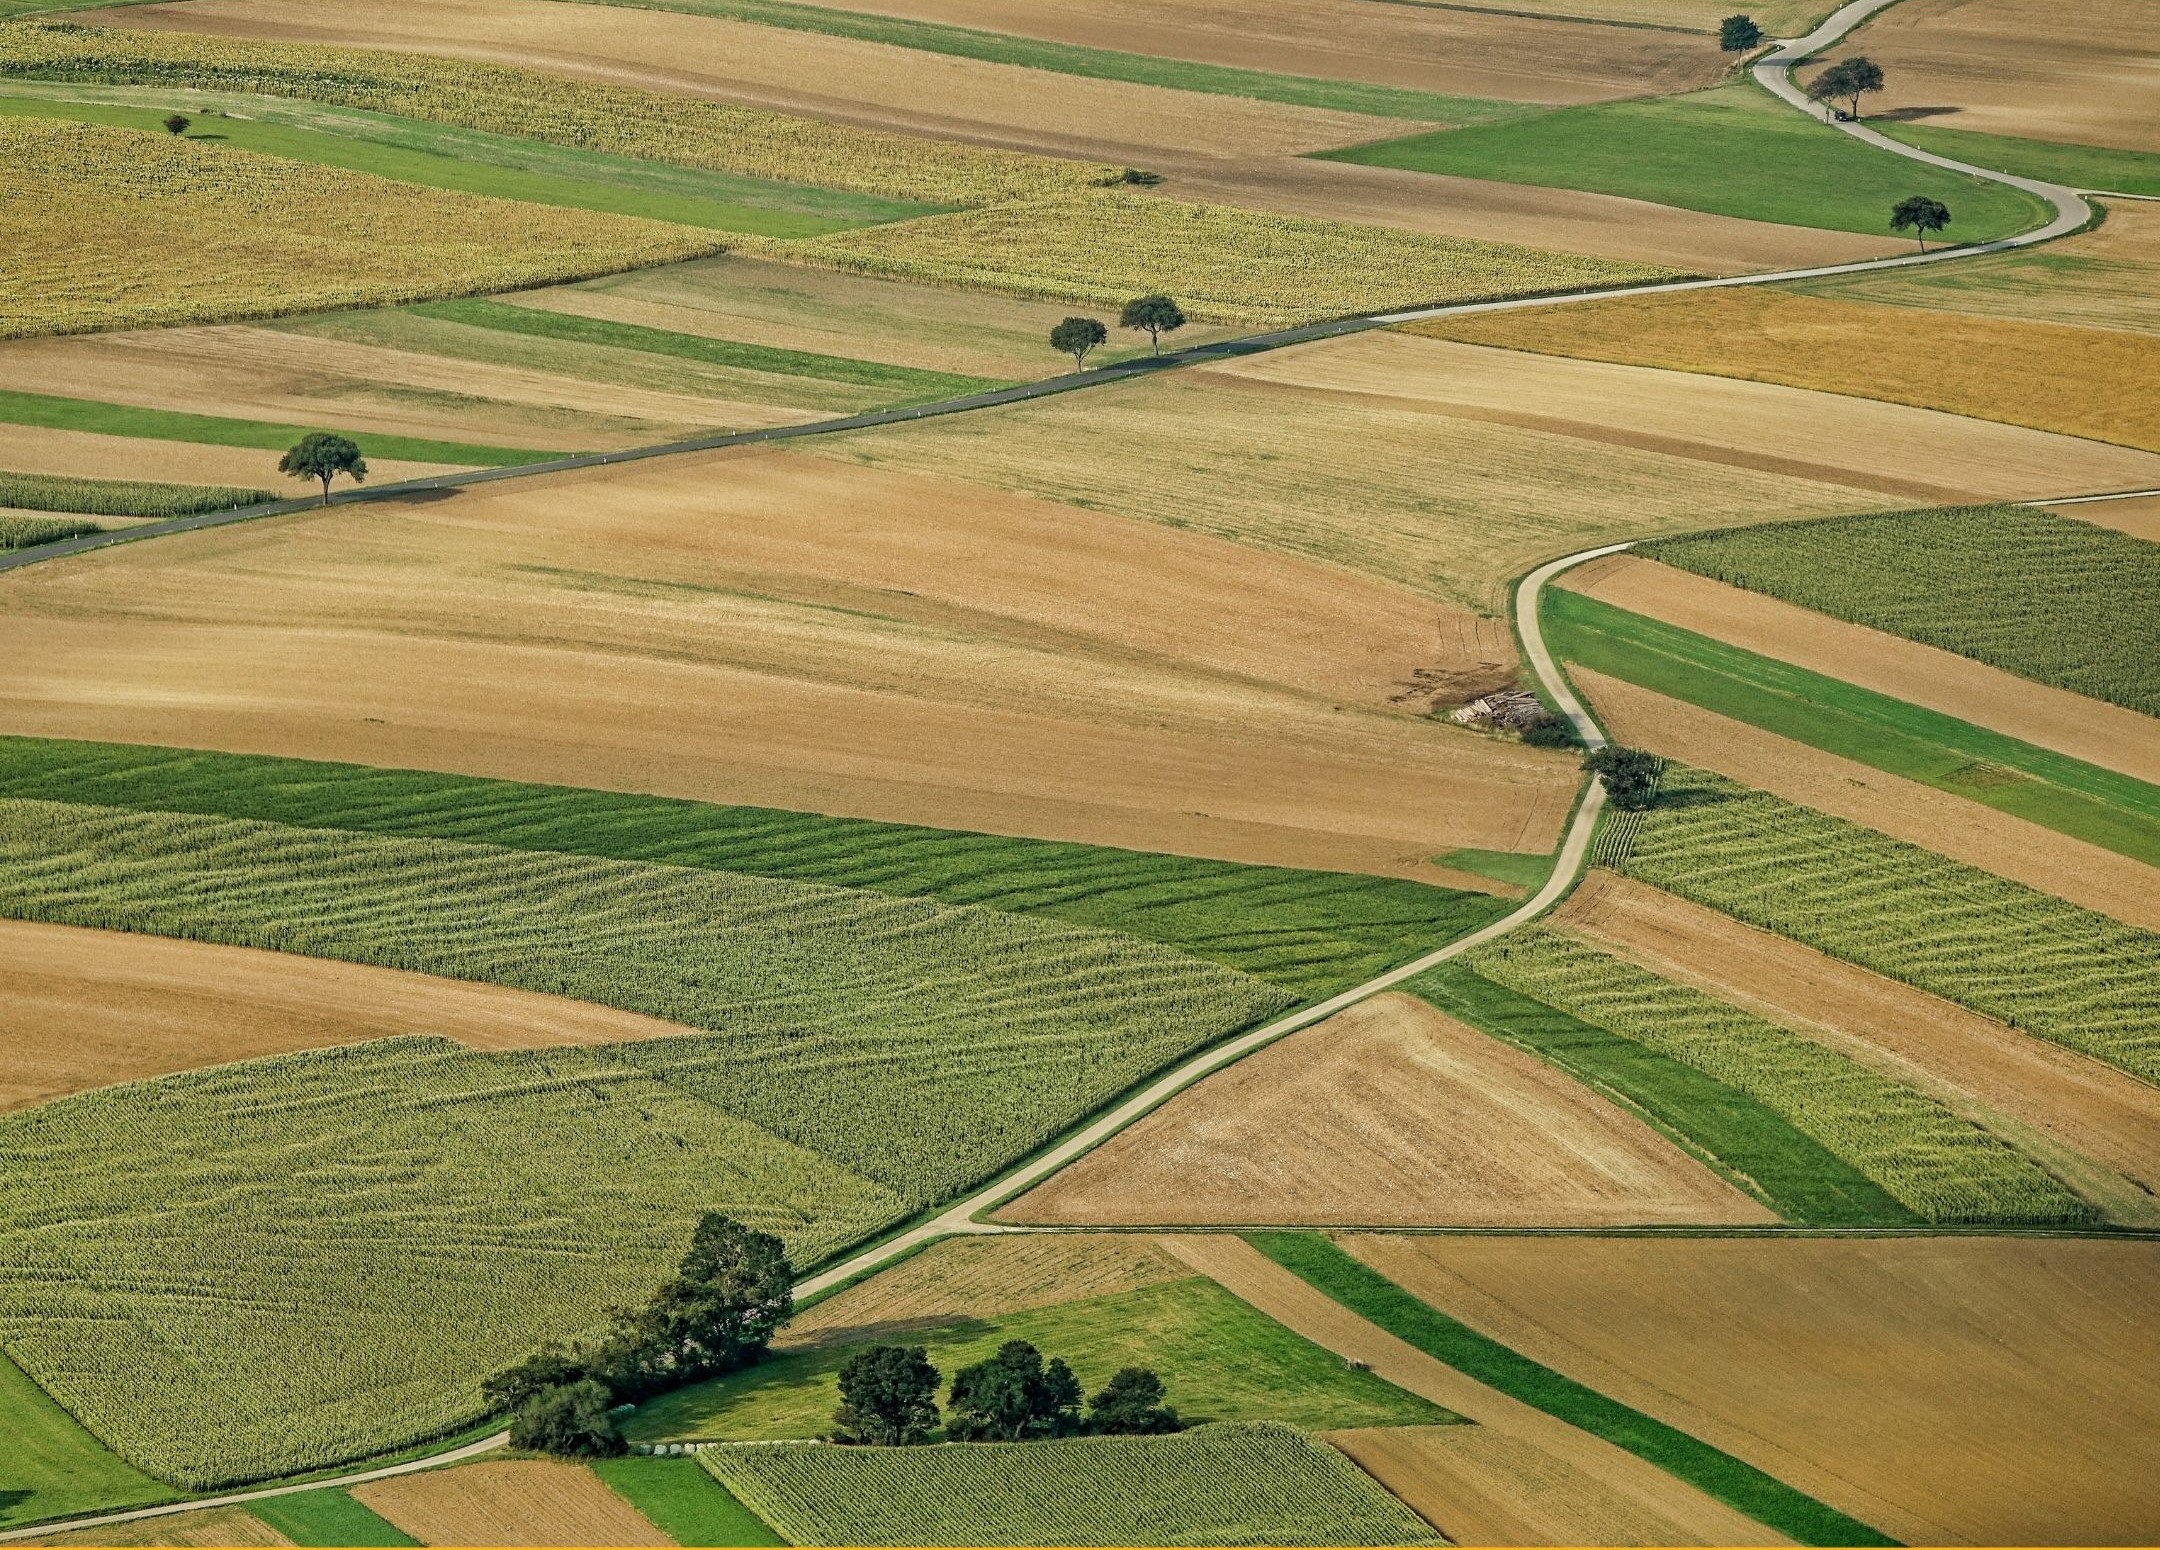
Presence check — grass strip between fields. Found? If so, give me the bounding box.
[1543,588,2160,868]
[593,1457,783,1547]
[558,0,1524,125]
[0,389,559,469]
[1244,1232,1899,1548]
[1408,962,1915,1226]
[247,1489,420,1547]
[1874,124,2160,198]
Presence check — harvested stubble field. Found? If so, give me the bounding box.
[757,190,1672,325]
[1839,0,2160,154]
[26,1507,291,1547]
[0,452,1579,877]
[1344,1235,2160,1545]
[353,1461,669,1548]
[1556,870,2160,1225]
[702,1423,1440,1547]
[2,18,1106,204]
[1001,991,1770,1228]
[0,118,722,339]
[1646,505,2160,717]
[1466,924,2088,1224]
[1621,765,2160,1086]
[1412,288,2160,452]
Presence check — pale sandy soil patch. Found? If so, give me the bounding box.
[1163,1235,1788,1546]
[1840,0,2160,154]
[778,1234,1190,1350]
[1574,667,2160,930]
[106,0,1404,161]
[782,0,1731,104]
[1560,554,2160,786]
[1555,871,2160,1226]
[1427,0,1833,27]
[2072,492,2160,540]
[0,918,707,1113]
[1345,1234,2160,1545]
[1,424,464,489]
[354,1460,668,1547]
[1000,992,1767,1227]
[29,1508,290,1547]
[0,448,1574,877]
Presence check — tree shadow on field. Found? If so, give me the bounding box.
[0,1491,32,1515]
[1874,106,1963,123]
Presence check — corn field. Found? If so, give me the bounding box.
[700,1424,1443,1546]
[0,513,97,550]
[0,470,270,518]
[1468,926,2093,1224]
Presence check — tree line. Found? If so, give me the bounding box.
[834,1339,1180,1446]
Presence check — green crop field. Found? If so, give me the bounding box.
[1409,963,1914,1225]
[630,1276,1444,1444]
[1321,82,2051,241]
[0,1351,174,1528]
[1622,766,2160,1085]
[0,470,269,518]
[1876,125,2160,199]
[1644,505,2160,717]
[701,1423,1442,1547]
[1466,925,2091,1224]
[0,738,1505,998]
[248,1490,418,1547]
[0,513,96,550]
[592,1457,783,1548]
[1542,587,2160,868]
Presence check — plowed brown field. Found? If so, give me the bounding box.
[1572,668,2160,930]
[1163,1236,1787,1546]
[1841,0,2160,153]
[1560,554,2160,785]
[30,1508,290,1547]
[1,424,463,489]
[354,1461,668,1547]
[999,992,1768,1227]
[0,919,704,1113]
[1344,1235,2160,1545]
[0,449,1574,877]
[1555,872,2160,1226]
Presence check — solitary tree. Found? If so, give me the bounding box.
[1583,745,1662,811]
[1118,294,1187,356]
[591,1214,793,1401]
[1088,1368,1181,1435]
[1049,316,1109,371]
[833,1345,941,1445]
[947,1341,1082,1441]
[162,113,191,135]
[278,432,367,507]
[1717,14,1763,50]
[1809,56,1884,118]
[1890,194,1952,251]
[510,1378,625,1457]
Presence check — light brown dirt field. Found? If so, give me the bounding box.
[106,0,1405,162]
[1555,870,2160,1227]
[1574,667,2160,931]
[777,1234,1190,1350]
[30,1508,291,1547]
[0,918,707,1113]
[0,325,795,454]
[1802,199,2160,336]
[354,1460,669,1548]
[782,0,1731,104]
[0,448,1576,878]
[1562,554,2160,787]
[999,992,1770,1227]
[1346,1234,2160,1545]
[2072,492,2160,540]
[1838,0,2160,154]
[1164,1235,1788,1546]
[1410,288,2160,452]
[1426,0,1832,27]
[0,424,463,488]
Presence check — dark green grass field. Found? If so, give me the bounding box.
[248,1489,418,1547]
[593,1457,783,1547]
[0,1351,174,1529]
[1876,123,2160,198]
[1322,82,2051,240]
[0,737,1508,998]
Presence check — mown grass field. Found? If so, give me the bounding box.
[0,1351,174,1529]
[1621,766,2160,1085]
[1465,926,2091,1224]
[0,738,1504,998]
[1877,125,2160,199]
[591,1458,782,1548]
[0,468,269,516]
[1645,506,2160,716]
[248,1489,420,1547]
[702,1422,1440,1547]
[1323,82,2051,241]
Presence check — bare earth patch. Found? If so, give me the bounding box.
[1163,1235,1787,1546]
[354,1460,669,1547]
[1560,554,2160,786]
[29,1508,290,1548]
[0,918,706,1113]
[999,992,1769,1227]
[2077,492,2160,541]
[1554,871,2160,1227]
[1344,1234,2160,1545]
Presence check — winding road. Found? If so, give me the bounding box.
[0,0,2142,1534]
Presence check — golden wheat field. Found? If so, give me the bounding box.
[0,118,722,338]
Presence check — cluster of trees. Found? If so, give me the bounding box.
[1584,744,1662,810]
[1051,294,1187,370]
[833,1340,1179,1446]
[484,1214,794,1458]
[1809,56,1884,120]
